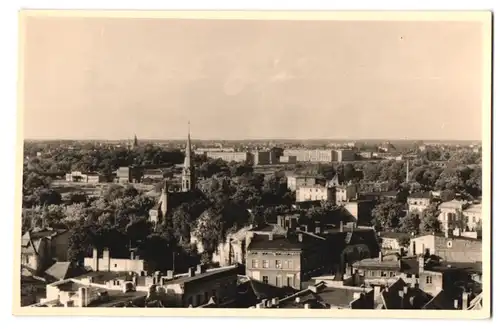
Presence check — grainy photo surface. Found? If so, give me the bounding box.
[13,10,492,318]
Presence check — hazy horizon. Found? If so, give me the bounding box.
[22,16,486,141]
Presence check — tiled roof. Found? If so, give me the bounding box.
[247,233,318,251]
[408,192,431,199]
[379,232,409,239]
[164,265,239,286]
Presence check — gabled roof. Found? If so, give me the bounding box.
[44,262,84,281]
[408,192,431,199]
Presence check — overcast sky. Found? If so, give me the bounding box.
[22,16,486,141]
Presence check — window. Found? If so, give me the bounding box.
[275,260,282,269]
[276,275,282,287]
[252,259,259,268]
[472,217,476,223]
[389,272,395,277]
[370,271,376,277]
[287,276,293,287]
[447,241,453,248]
[426,276,433,284]
[114,264,118,268]
[381,271,387,277]
[263,276,269,284]
[263,260,269,268]
[286,260,293,269]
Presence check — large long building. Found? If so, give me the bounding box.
[283,149,355,163]
[206,151,252,163]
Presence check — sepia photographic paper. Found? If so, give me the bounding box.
[13,10,492,319]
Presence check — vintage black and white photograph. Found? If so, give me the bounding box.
[13,10,491,317]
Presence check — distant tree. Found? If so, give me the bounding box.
[396,235,411,249]
[419,203,442,234]
[398,211,421,234]
[371,199,405,231]
[362,163,380,182]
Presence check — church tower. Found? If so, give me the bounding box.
[181,122,195,192]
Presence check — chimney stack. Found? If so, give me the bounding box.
[304,303,311,309]
[92,248,99,271]
[454,299,459,309]
[373,286,381,302]
[269,233,274,241]
[340,221,344,232]
[188,267,195,277]
[298,233,303,243]
[196,264,206,274]
[418,256,425,273]
[315,225,321,235]
[271,297,279,306]
[462,292,469,310]
[378,251,383,262]
[130,250,135,260]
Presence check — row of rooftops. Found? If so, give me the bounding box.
[249,274,481,310]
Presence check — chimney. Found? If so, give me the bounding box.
[315,225,321,235]
[132,275,138,286]
[445,229,450,238]
[269,233,274,241]
[130,250,135,260]
[378,251,383,262]
[196,264,206,274]
[454,299,459,309]
[462,292,469,310]
[188,267,195,277]
[304,303,311,309]
[92,248,99,271]
[295,297,301,303]
[166,270,174,279]
[298,233,303,243]
[403,286,408,295]
[261,299,267,307]
[103,248,110,271]
[418,256,425,273]
[271,297,279,306]
[340,221,344,232]
[373,286,381,302]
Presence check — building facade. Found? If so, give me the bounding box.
[283,149,335,163]
[286,175,318,192]
[296,185,334,202]
[83,248,145,273]
[407,192,432,213]
[408,234,482,263]
[21,228,70,274]
[206,151,252,163]
[245,232,326,290]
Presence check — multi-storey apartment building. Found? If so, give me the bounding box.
[283,149,335,163]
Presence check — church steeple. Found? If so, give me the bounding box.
[181,121,195,192]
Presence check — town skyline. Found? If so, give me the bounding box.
[22,17,484,141]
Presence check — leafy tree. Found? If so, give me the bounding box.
[371,199,405,231]
[398,211,421,234]
[397,235,411,249]
[362,163,380,182]
[419,203,442,234]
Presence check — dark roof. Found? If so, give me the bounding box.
[408,192,431,199]
[381,278,433,309]
[73,271,133,284]
[247,233,318,251]
[164,265,239,286]
[88,290,148,307]
[44,262,76,281]
[379,232,409,239]
[28,228,68,240]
